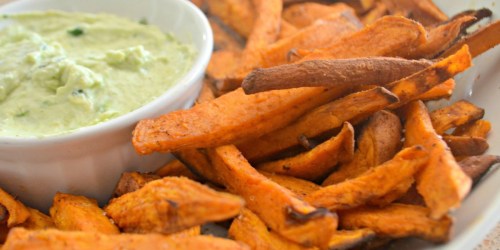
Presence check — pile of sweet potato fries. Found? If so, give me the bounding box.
[1,0,499,249]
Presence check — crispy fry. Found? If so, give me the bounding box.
[339,203,452,243]
[387,45,472,109]
[295,16,427,61]
[208,145,337,248]
[442,135,489,157]
[206,0,255,38]
[243,57,431,94]
[0,188,29,228]
[305,146,428,210]
[257,122,354,181]
[430,100,484,135]
[229,209,316,250]
[323,110,402,186]
[416,78,455,101]
[259,171,320,199]
[404,100,472,219]
[380,0,447,26]
[459,155,500,184]
[49,193,119,234]
[327,229,376,250]
[113,172,161,198]
[238,87,399,163]
[19,208,54,230]
[282,2,354,28]
[209,17,244,52]
[453,119,491,138]
[155,159,199,180]
[105,177,244,234]
[3,228,249,250]
[441,20,500,58]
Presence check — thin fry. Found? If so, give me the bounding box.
[105,177,244,234]
[305,146,428,210]
[430,99,484,135]
[441,20,500,58]
[404,100,472,219]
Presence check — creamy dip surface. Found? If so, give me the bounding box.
[0,11,195,137]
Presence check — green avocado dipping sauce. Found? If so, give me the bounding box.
[0,11,196,137]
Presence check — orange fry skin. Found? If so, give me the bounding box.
[404,100,472,219]
[430,99,484,135]
[0,188,30,228]
[453,119,491,139]
[259,171,320,199]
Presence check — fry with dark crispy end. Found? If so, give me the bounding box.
[259,171,320,199]
[430,100,484,135]
[387,45,472,109]
[380,0,447,26]
[459,155,500,184]
[404,100,472,219]
[453,119,491,138]
[19,208,54,230]
[282,2,354,28]
[155,159,199,180]
[305,146,428,210]
[229,208,316,250]
[206,0,255,38]
[442,135,489,157]
[243,57,431,94]
[416,78,455,101]
[257,122,354,181]
[323,110,402,186]
[408,15,476,59]
[49,193,119,234]
[105,177,244,234]
[113,172,161,198]
[238,87,399,163]
[339,203,452,243]
[0,188,30,228]
[3,228,250,250]
[327,229,376,250]
[295,16,427,62]
[441,20,500,58]
[208,145,337,248]
[134,85,353,155]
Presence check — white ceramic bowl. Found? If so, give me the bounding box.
[0,0,213,211]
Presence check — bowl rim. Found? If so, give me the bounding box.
[0,0,213,145]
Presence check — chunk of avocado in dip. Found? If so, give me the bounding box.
[0,11,195,137]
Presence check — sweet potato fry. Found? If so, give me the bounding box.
[380,0,447,26]
[430,100,484,135]
[441,20,500,58]
[322,110,402,186]
[229,208,316,250]
[408,15,476,59]
[453,119,491,138]
[295,16,427,61]
[242,57,431,94]
[105,177,244,234]
[416,78,455,101]
[19,208,54,230]
[49,193,119,234]
[0,188,29,228]
[209,17,244,52]
[442,135,489,157]
[3,228,249,250]
[338,203,452,243]
[155,159,200,180]
[206,0,255,38]
[305,146,428,210]
[404,100,472,219]
[282,2,354,28]
[238,87,399,163]
[208,145,337,248]
[257,122,354,181]
[113,172,160,198]
[168,226,201,238]
[259,171,320,199]
[386,45,472,109]
[459,155,500,184]
[327,229,376,250]
[361,2,388,25]
[206,50,241,80]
